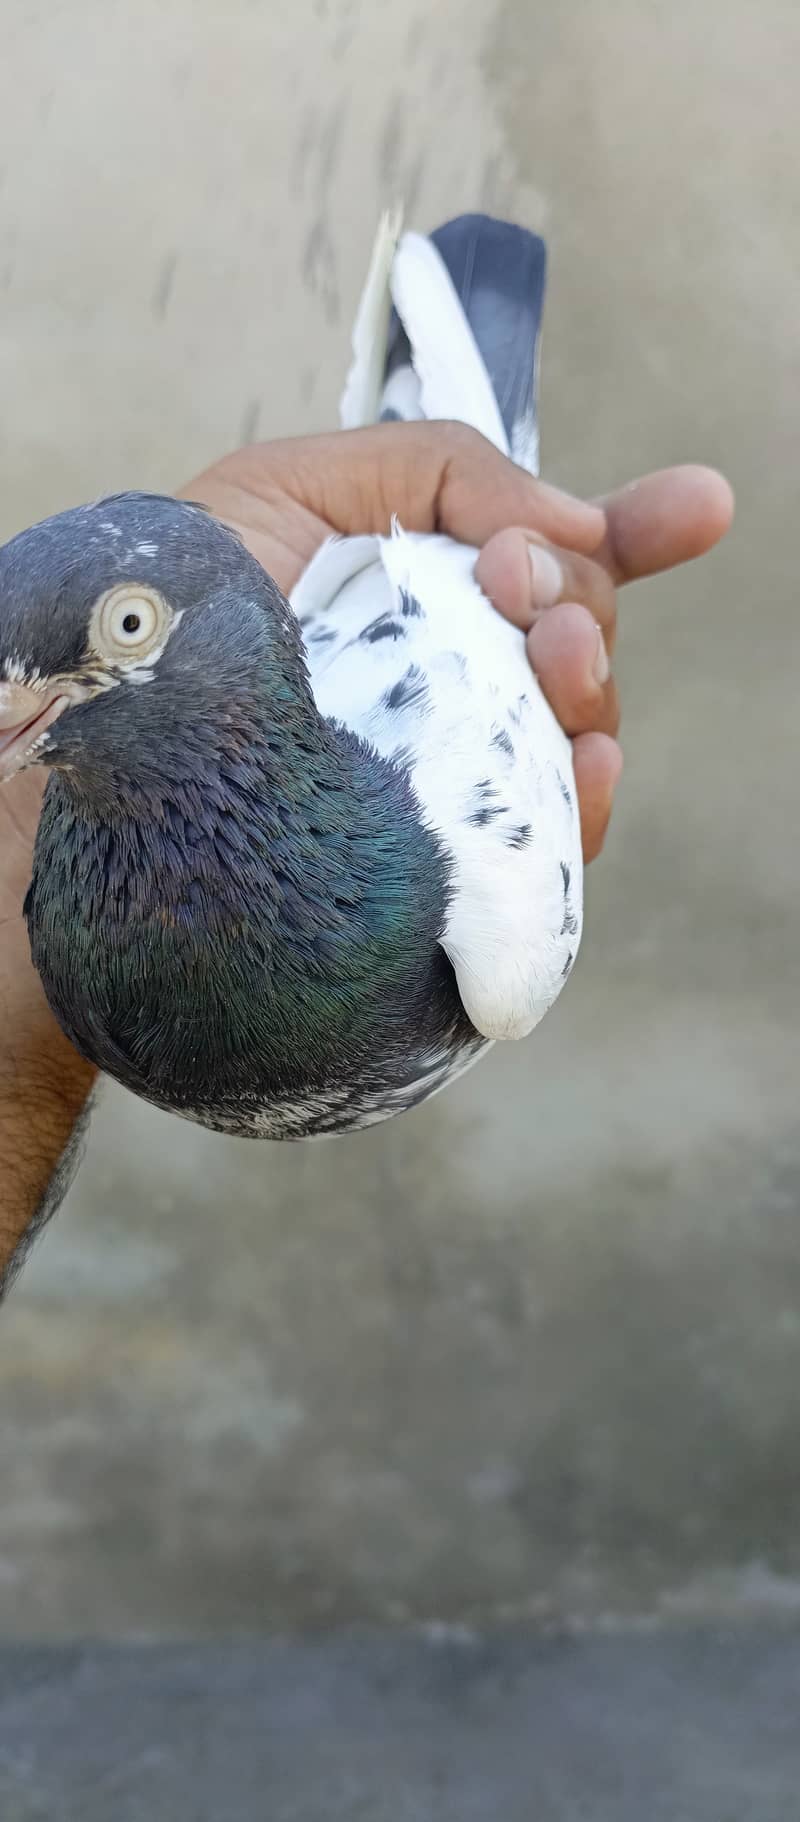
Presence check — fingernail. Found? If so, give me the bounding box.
[528,545,563,610]
[593,624,610,686]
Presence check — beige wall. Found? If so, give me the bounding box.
[1,0,798,1636]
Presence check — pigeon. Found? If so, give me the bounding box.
[0,211,582,1141]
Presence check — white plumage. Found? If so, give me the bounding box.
[291,212,583,1044]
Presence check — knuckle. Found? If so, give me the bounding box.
[437,419,482,455]
[570,674,618,735]
[567,688,605,733]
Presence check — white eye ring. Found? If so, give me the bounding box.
[91,583,172,665]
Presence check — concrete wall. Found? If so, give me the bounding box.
[0,0,798,1637]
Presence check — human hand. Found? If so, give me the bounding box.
[182,423,733,862]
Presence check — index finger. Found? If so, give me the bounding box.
[433,423,607,553]
[227,423,608,554]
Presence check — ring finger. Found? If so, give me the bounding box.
[527,601,621,738]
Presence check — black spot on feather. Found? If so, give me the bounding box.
[492,727,514,758]
[383,664,428,713]
[309,625,337,646]
[506,822,532,849]
[467,777,507,826]
[361,614,406,644]
[560,861,579,936]
[400,590,424,619]
[556,769,572,808]
[467,804,506,828]
[389,744,413,773]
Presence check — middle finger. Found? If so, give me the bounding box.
[476,527,618,650]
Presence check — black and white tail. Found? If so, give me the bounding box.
[340,209,547,477]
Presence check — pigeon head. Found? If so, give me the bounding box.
[0,492,309,799]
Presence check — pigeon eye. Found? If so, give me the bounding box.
[91,584,172,664]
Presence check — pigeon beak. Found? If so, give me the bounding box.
[0,682,70,782]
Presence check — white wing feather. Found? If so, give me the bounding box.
[339,207,403,430]
[289,215,582,1043]
[389,232,509,455]
[292,531,582,1042]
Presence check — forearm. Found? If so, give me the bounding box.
[0,960,96,1295]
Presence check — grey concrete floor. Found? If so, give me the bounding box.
[3,1630,800,1821]
[0,2,799,1802]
